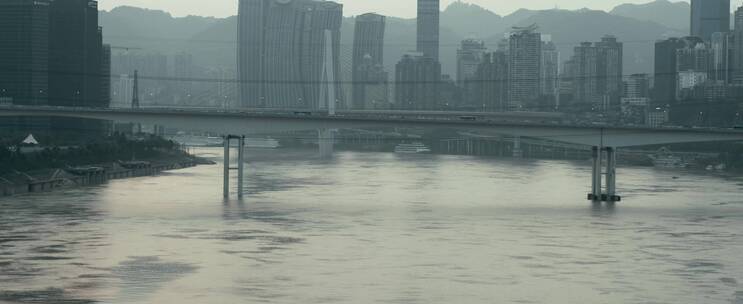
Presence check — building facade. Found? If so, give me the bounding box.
[417,0,440,61]
[352,13,386,110]
[540,40,560,108]
[475,51,509,111]
[395,52,441,110]
[507,26,541,111]
[566,36,624,111]
[0,0,50,106]
[456,38,486,87]
[690,0,730,41]
[48,0,107,108]
[654,37,703,105]
[237,0,344,109]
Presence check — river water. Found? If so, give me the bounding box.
[1,148,743,304]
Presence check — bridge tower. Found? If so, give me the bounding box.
[132,70,140,109]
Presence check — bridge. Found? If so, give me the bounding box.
[3,105,743,202]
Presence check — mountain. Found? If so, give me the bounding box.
[610,0,690,31]
[100,6,218,41]
[488,8,684,74]
[441,1,506,38]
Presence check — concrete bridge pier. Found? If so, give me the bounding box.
[223,135,245,198]
[513,136,523,158]
[588,146,621,202]
[319,129,336,159]
[605,147,618,201]
[590,146,602,201]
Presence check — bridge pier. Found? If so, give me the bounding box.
[588,146,621,202]
[318,129,336,159]
[513,136,523,158]
[223,135,245,198]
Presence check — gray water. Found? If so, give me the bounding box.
[1,148,743,304]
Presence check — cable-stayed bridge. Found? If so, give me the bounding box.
[2,105,743,202]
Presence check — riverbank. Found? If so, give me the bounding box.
[0,155,214,198]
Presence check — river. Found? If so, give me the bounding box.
[1,148,742,303]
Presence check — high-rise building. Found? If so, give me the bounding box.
[621,74,651,125]
[709,32,733,83]
[690,0,730,41]
[354,55,389,110]
[676,40,713,100]
[507,25,541,111]
[456,38,486,87]
[474,51,509,111]
[101,44,111,106]
[417,0,440,61]
[456,38,486,108]
[237,0,343,109]
[570,42,600,108]
[596,35,624,105]
[0,0,50,106]
[540,40,560,100]
[732,6,743,83]
[567,36,624,111]
[48,0,105,107]
[624,74,651,98]
[395,52,441,110]
[654,37,703,104]
[352,13,386,110]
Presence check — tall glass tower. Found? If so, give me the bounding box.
[691,0,730,41]
[416,0,440,61]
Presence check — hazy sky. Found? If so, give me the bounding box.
[97,0,711,19]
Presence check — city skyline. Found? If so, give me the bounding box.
[97,0,728,19]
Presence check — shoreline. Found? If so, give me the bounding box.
[0,157,214,198]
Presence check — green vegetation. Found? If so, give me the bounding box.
[0,133,185,174]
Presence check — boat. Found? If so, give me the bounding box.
[245,138,280,149]
[648,148,688,168]
[394,142,431,154]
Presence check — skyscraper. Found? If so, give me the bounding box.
[48,0,107,108]
[237,0,343,109]
[0,0,50,106]
[507,25,541,111]
[568,36,624,111]
[655,37,701,104]
[690,0,730,41]
[732,6,743,83]
[456,38,486,87]
[456,38,486,108]
[352,13,386,109]
[417,0,440,61]
[475,51,509,111]
[101,44,111,106]
[596,35,624,106]
[395,52,441,110]
[540,40,560,99]
[709,32,733,83]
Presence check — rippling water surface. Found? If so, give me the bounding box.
[1,148,743,303]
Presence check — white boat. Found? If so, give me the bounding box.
[394,142,431,154]
[245,138,280,149]
[648,148,688,168]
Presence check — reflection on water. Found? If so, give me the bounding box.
[1,148,742,303]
